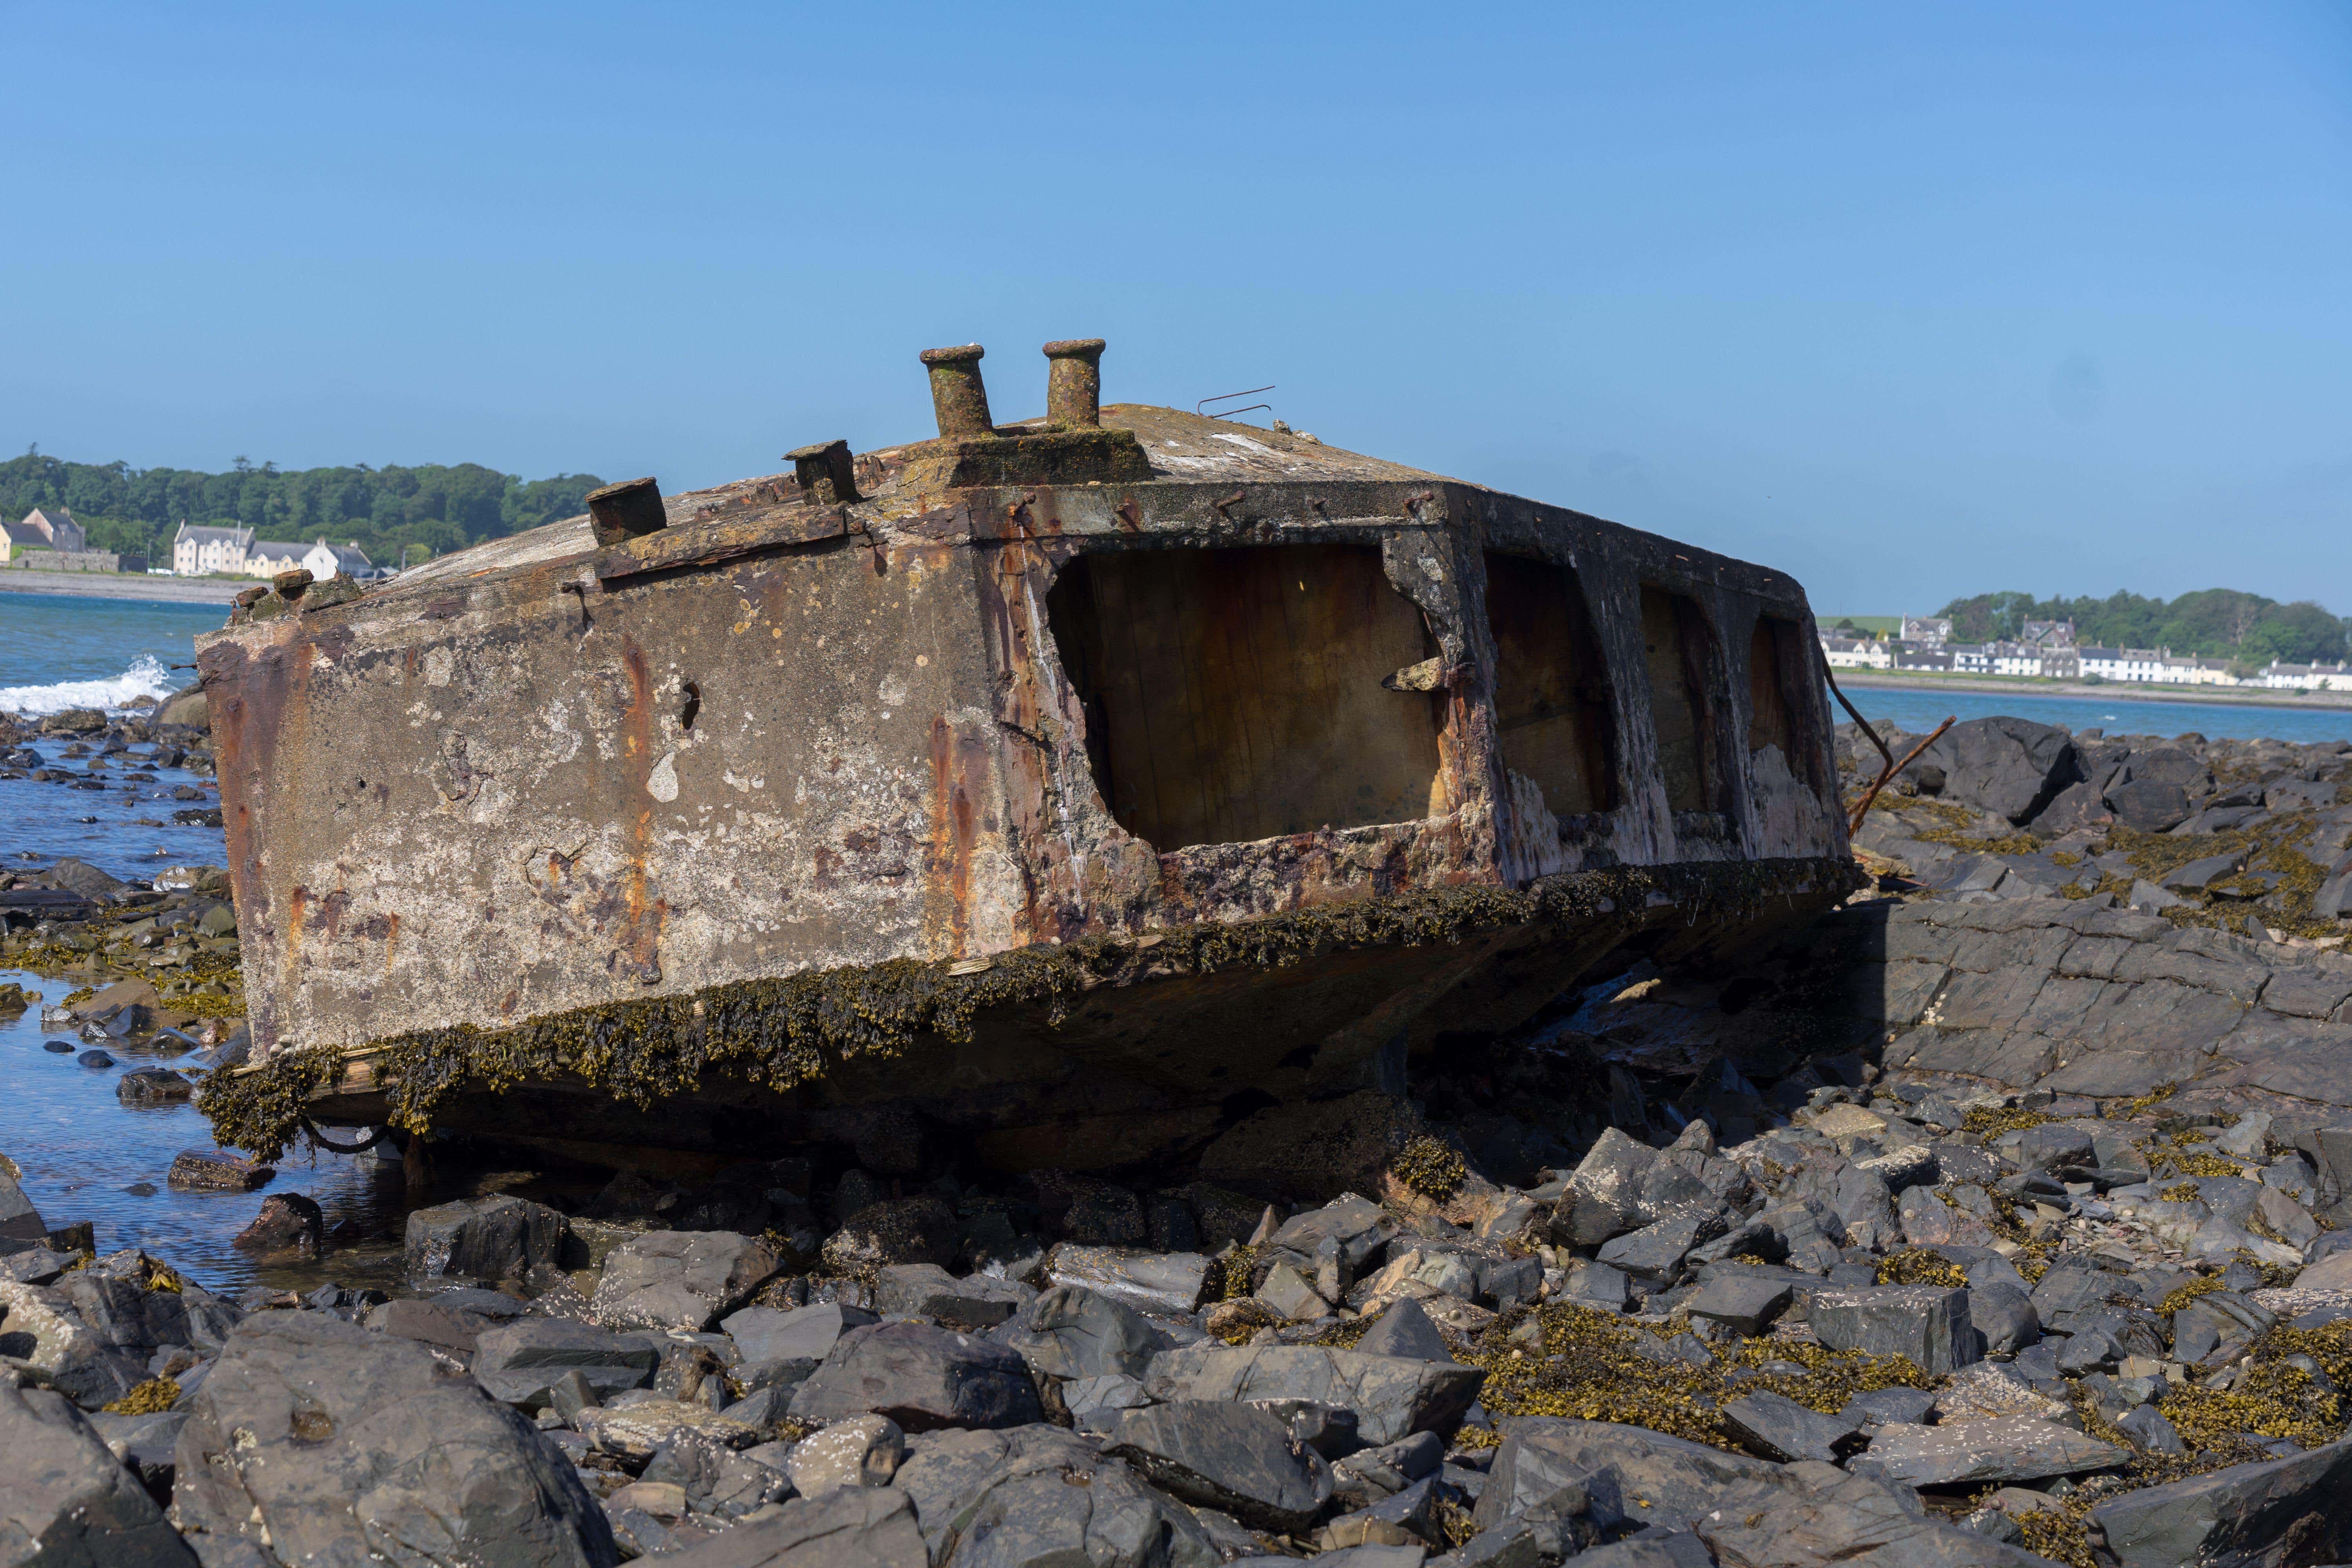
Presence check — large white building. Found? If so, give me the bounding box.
[1819,636,1891,670]
[2258,662,2352,691]
[2078,647,2171,682]
[171,523,254,575]
[172,524,379,581]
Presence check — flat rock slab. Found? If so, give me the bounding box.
[873,1264,1035,1329]
[1044,1246,1213,1315]
[473,1317,660,1409]
[1106,1399,1333,1534]
[1719,1390,1862,1464]
[1695,1465,2057,1568]
[722,1302,877,1365]
[579,1399,762,1463]
[0,1378,196,1566]
[1858,1415,2128,1486]
[1684,1273,1793,1337]
[172,1310,614,1566]
[593,1230,780,1331]
[1144,1343,1485,1447]
[1480,1418,1792,1531]
[788,1320,1043,1432]
[657,1485,927,1567]
[1806,1285,1979,1375]
[993,1284,1169,1381]
[165,1148,271,1192]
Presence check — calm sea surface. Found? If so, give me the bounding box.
[4,595,2346,1285]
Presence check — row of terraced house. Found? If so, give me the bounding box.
[1818,615,2350,691]
[168,522,380,582]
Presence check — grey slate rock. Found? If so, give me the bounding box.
[1597,1210,1729,1282]
[1808,1285,1980,1375]
[1274,1194,1396,1271]
[1143,1343,1486,1446]
[873,1264,1034,1329]
[1967,1283,2040,1355]
[655,1485,928,1567]
[1477,1418,1794,1530]
[991,1284,1168,1381]
[722,1301,877,1365]
[593,1230,781,1331]
[1105,1399,1334,1533]
[885,1423,1218,1568]
[1041,1245,1214,1316]
[171,1310,616,1567]
[1357,1298,1456,1363]
[1841,1387,1936,1427]
[1857,1415,2129,1486]
[86,1407,188,1504]
[0,1378,196,1566]
[1694,1463,2057,1568]
[403,1193,571,1286]
[787,1320,1043,1431]
[2113,1404,2184,1454]
[472,1317,661,1409]
[1719,1390,1863,1464]
[1684,1272,1793,1338]
[1911,717,2080,825]
[2094,1434,2352,1568]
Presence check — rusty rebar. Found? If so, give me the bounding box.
[1042,339,1105,429]
[920,345,993,439]
[1849,716,1956,836]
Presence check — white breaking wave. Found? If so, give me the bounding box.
[0,653,185,717]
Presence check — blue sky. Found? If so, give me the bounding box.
[5,2,2349,617]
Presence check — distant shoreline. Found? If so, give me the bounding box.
[1831,670,2352,712]
[0,573,244,605]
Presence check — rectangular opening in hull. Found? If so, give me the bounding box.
[1639,585,1724,813]
[1747,615,1822,788]
[1483,552,1617,816]
[1048,544,1446,850]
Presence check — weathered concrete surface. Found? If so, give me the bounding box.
[197,375,1847,1174]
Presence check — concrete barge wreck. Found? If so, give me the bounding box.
[196,341,1858,1191]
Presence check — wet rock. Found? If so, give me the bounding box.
[0,1163,46,1251]
[1042,1245,1214,1315]
[788,1320,1044,1431]
[116,1068,192,1105]
[1695,1462,2053,1568]
[404,1193,571,1287]
[2092,1432,2352,1568]
[165,1148,272,1193]
[1143,1343,1485,1446]
[785,1412,903,1495]
[473,1318,661,1409]
[0,1376,196,1565]
[172,1310,615,1566]
[593,1230,780,1330]
[1719,1390,1863,1464]
[993,1283,1168,1381]
[231,1192,323,1258]
[1106,1399,1335,1533]
[1356,1298,1456,1363]
[77,1047,116,1068]
[872,1263,1034,1329]
[58,1253,240,1360]
[1856,1415,2128,1486]
[1477,1418,1788,1531]
[820,1196,958,1274]
[655,1485,926,1567]
[1806,1285,1979,1375]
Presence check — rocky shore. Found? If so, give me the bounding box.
[4,714,2352,1568]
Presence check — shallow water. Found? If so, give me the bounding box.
[1830,683,2352,746]
[0,967,410,1292]
[0,590,218,715]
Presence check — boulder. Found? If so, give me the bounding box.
[1143,1343,1485,1446]
[1695,1463,2056,1568]
[0,1281,146,1408]
[592,1230,780,1330]
[1857,1416,2128,1487]
[1806,1285,1979,1375]
[404,1193,571,1287]
[787,1320,1043,1431]
[2092,1434,2352,1568]
[819,1197,957,1274]
[116,1069,192,1105]
[231,1192,323,1258]
[872,1264,1034,1329]
[0,1165,45,1250]
[165,1148,270,1192]
[472,1318,661,1409]
[1356,1298,1455,1364]
[898,1427,1220,1567]
[784,1413,903,1496]
[1272,1194,1397,1272]
[1683,1272,1793,1338]
[368,1297,489,1355]
[1,1376,196,1565]
[1106,1399,1335,1533]
[993,1284,1168,1381]
[1042,1246,1214,1315]
[1719,1390,1863,1464]
[57,1254,241,1357]
[171,1310,615,1566]
[1476,1418,1792,1531]
[1595,1210,1728,1282]
[87,1407,189,1506]
[577,1400,760,1463]
[655,1485,927,1568]
[1909,718,2080,825]
[723,1301,878,1365]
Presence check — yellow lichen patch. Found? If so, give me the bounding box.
[2108,1083,2178,1119]
[2157,1276,2225,1315]
[2157,1183,2203,1203]
[2013,1501,2102,1568]
[2160,1151,2249,1180]
[103,1377,180,1415]
[1392,1136,1468,1202]
[2158,1323,2352,1455]
[1963,1105,2054,1137]
[1876,1249,1968,1288]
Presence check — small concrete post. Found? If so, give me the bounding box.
[585,477,668,548]
[787,440,861,506]
[1042,338,1105,429]
[920,345,993,439]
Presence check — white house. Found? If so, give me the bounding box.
[2160,656,2237,687]
[2259,662,2352,691]
[1819,636,1891,670]
[1947,643,1993,674]
[2078,647,2169,682]
[1901,616,1952,646]
[1991,642,2043,677]
[246,539,311,577]
[302,539,375,581]
[171,523,254,576]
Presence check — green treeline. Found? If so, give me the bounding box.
[1936,588,2350,667]
[0,448,604,569]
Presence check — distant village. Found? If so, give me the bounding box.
[1818,614,2352,693]
[1,505,383,583]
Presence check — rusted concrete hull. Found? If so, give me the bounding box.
[197,401,1853,1173]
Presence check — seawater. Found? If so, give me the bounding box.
[1827,684,2352,746]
